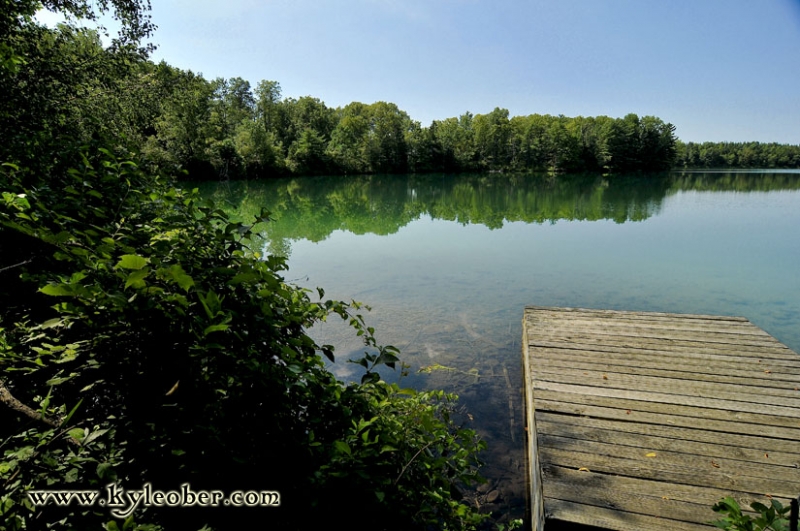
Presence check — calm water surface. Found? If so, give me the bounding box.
[198,171,800,522]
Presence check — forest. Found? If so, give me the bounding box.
[1,2,798,530]
[674,140,800,169]
[0,2,488,530]
[2,5,798,184]
[0,10,674,180]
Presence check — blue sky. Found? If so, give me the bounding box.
[40,0,800,143]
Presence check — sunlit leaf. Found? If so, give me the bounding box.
[116,254,149,270]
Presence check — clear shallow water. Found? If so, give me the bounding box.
[197,171,800,521]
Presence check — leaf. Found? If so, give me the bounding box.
[165,264,194,292]
[333,440,351,456]
[124,268,149,289]
[751,502,769,513]
[39,284,73,296]
[230,272,259,285]
[203,323,229,336]
[61,399,83,426]
[46,375,73,386]
[68,428,86,442]
[83,428,109,446]
[116,254,149,270]
[40,318,63,329]
[199,290,223,318]
[64,468,79,483]
[97,462,115,480]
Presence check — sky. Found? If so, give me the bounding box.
[38,0,800,143]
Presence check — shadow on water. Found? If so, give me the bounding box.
[190,170,800,526]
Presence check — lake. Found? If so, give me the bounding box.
[196,170,800,523]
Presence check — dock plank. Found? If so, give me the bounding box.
[523,306,800,531]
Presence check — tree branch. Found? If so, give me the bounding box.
[394,440,435,485]
[0,259,33,274]
[0,379,61,429]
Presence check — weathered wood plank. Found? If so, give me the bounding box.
[533,388,800,431]
[534,397,800,441]
[542,468,720,524]
[528,307,768,325]
[531,347,800,382]
[537,434,800,484]
[522,315,545,531]
[532,363,800,407]
[536,412,800,459]
[532,356,800,390]
[525,305,750,322]
[529,367,800,407]
[526,311,769,328]
[534,380,800,420]
[530,317,776,339]
[528,334,798,359]
[541,464,790,509]
[544,498,713,531]
[538,446,800,496]
[523,307,800,530]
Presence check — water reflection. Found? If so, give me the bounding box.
[198,171,800,259]
[193,171,800,524]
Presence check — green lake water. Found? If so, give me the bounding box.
[196,170,800,522]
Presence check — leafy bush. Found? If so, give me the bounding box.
[712,496,791,531]
[0,146,487,530]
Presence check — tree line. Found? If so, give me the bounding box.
[675,141,800,169]
[140,70,681,178]
[0,19,678,180]
[4,17,797,183]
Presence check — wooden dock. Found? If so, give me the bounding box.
[522,306,800,531]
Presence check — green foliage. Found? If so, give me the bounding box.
[711,496,790,531]
[0,146,487,530]
[675,140,800,169]
[496,519,524,531]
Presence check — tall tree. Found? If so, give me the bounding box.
[472,107,511,170]
[327,102,371,173]
[365,101,410,173]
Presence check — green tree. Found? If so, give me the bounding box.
[598,113,641,172]
[287,127,330,174]
[255,80,283,134]
[0,11,149,173]
[365,101,411,173]
[144,66,215,178]
[405,119,437,173]
[431,113,476,171]
[209,77,255,140]
[472,107,511,170]
[327,102,371,173]
[637,115,677,171]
